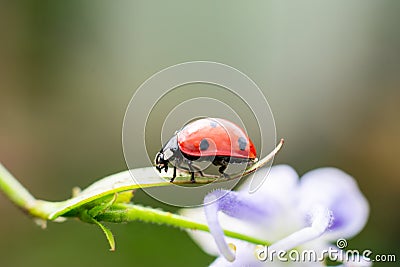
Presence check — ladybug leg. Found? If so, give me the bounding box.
[169,166,177,183]
[187,162,196,183]
[190,164,204,177]
[218,165,226,174]
[218,162,230,178]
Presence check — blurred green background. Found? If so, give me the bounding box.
[1,1,399,266]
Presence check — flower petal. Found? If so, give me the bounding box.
[238,165,299,204]
[204,191,236,261]
[203,189,278,261]
[298,168,369,240]
[236,165,306,238]
[204,189,271,221]
[269,205,333,252]
[181,165,370,267]
[180,207,220,256]
[209,241,264,267]
[180,165,304,258]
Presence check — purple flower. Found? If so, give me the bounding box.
[181,165,370,266]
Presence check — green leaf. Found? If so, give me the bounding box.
[3,138,284,221]
[90,216,116,251]
[32,167,175,220]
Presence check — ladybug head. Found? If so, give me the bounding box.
[155,135,179,173]
[155,150,169,173]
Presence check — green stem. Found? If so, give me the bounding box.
[0,163,36,209]
[0,162,273,246]
[0,163,58,220]
[97,203,271,246]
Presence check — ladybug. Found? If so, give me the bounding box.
[155,117,257,183]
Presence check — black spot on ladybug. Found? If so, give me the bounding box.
[199,139,210,151]
[238,137,247,151]
[210,121,218,128]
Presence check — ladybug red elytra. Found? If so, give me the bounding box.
[155,117,257,183]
